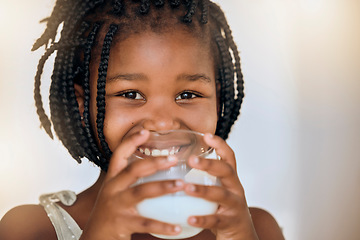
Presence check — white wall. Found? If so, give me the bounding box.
[1,1,359,239]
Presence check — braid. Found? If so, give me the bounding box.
[213,30,235,139]
[62,23,91,162]
[34,44,59,139]
[139,0,151,14]
[32,0,71,51]
[212,5,244,97]
[50,44,72,154]
[68,66,91,161]
[34,0,108,166]
[183,0,198,23]
[48,21,90,163]
[200,0,209,24]
[60,0,105,40]
[60,50,81,160]
[33,0,104,137]
[154,0,165,7]
[82,23,106,166]
[183,0,191,7]
[52,50,79,160]
[34,35,89,140]
[96,24,119,160]
[209,2,244,139]
[112,0,123,14]
[170,0,180,7]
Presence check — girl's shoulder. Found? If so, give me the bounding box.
[0,204,57,240]
[249,207,285,240]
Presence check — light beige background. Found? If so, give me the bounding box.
[1,0,359,239]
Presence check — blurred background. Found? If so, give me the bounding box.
[0,0,359,239]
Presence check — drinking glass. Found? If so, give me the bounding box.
[129,130,220,239]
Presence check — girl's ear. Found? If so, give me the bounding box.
[74,84,85,117]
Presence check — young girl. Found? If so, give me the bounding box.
[0,0,284,239]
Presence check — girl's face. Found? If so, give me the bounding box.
[88,29,218,151]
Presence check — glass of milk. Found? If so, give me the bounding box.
[129,130,220,239]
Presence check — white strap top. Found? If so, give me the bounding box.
[39,191,83,240]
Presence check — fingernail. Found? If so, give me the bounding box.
[205,133,214,138]
[192,156,199,164]
[175,180,184,187]
[189,217,197,224]
[174,226,181,232]
[167,155,177,162]
[186,184,196,192]
[140,130,146,135]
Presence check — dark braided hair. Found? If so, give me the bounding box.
[96,24,119,160]
[33,0,244,171]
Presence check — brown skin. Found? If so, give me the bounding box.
[0,30,285,240]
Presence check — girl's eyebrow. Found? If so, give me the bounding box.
[177,73,212,84]
[107,73,146,83]
[106,73,212,83]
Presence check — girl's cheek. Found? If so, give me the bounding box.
[184,106,217,133]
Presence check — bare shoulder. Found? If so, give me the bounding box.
[249,207,285,240]
[0,204,56,240]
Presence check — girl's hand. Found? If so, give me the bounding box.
[80,130,184,240]
[184,133,259,240]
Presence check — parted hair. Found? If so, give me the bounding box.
[33,0,244,171]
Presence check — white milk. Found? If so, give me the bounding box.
[136,194,218,239]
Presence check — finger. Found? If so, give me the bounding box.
[106,130,150,180]
[187,208,254,235]
[203,133,237,170]
[107,155,179,192]
[184,184,245,209]
[120,180,185,206]
[188,155,242,192]
[188,214,228,230]
[188,155,235,179]
[126,215,182,237]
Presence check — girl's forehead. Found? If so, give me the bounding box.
[112,20,209,44]
[110,30,212,62]
[91,28,213,66]
[89,29,216,86]
[113,29,208,51]
[91,20,210,60]
[108,30,214,74]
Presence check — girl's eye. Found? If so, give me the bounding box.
[117,91,144,100]
[175,91,200,100]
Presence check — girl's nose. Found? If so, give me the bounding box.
[142,104,181,132]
